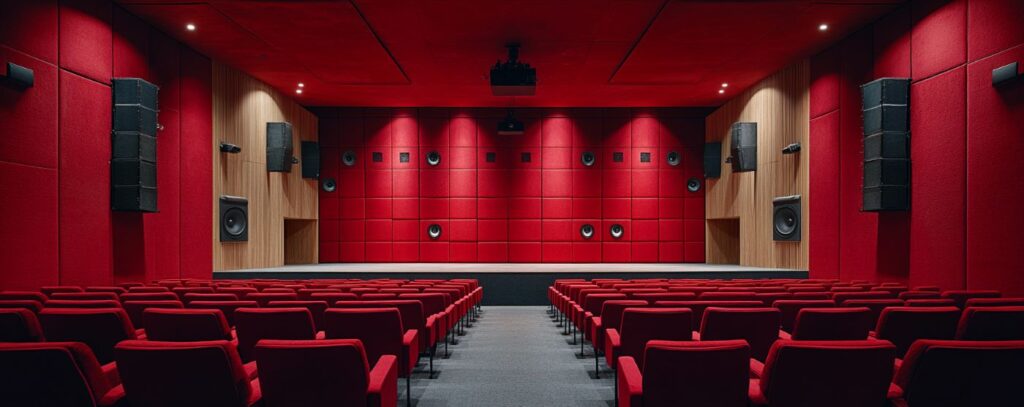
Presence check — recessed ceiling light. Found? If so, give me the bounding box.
[819,23,829,31]
[186,23,196,31]
[718,89,725,94]
[298,83,305,88]
[295,89,303,94]
[721,83,729,88]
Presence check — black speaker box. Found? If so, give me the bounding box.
[219,195,249,242]
[864,186,909,211]
[5,62,34,88]
[112,186,157,213]
[111,78,159,212]
[772,195,801,242]
[730,122,757,172]
[301,141,319,179]
[704,142,722,178]
[864,131,908,160]
[112,78,159,137]
[861,78,909,109]
[863,158,909,188]
[267,122,294,172]
[862,104,908,134]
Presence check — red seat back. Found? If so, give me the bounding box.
[654,300,764,330]
[38,308,136,364]
[185,300,259,327]
[964,297,1024,307]
[758,340,895,407]
[632,292,697,303]
[121,300,184,329]
[894,340,1024,406]
[875,306,960,357]
[184,293,239,303]
[143,308,232,342]
[773,299,835,332]
[267,300,329,331]
[397,293,447,317]
[0,342,115,406]
[335,300,425,333]
[699,307,780,361]
[0,291,48,302]
[599,300,650,333]
[115,340,257,407]
[956,306,1024,340]
[0,309,44,342]
[942,290,1000,308]
[255,339,374,407]
[45,300,122,309]
[840,299,904,327]
[0,300,43,314]
[641,340,750,407]
[245,292,298,307]
[791,307,873,340]
[120,292,179,302]
[619,308,692,370]
[324,308,404,367]
[234,307,317,362]
[50,292,119,301]
[583,293,628,316]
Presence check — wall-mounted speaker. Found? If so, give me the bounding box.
[581,151,596,167]
[609,224,624,239]
[666,151,680,166]
[580,224,594,239]
[342,150,357,166]
[266,122,294,172]
[772,195,801,242]
[861,78,910,211]
[301,141,319,179]
[704,142,722,178]
[219,195,248,242]
[687,177,702,193]
[427,224,442,240]
[730,122,757,172]
[111,78,159,212]
[322,178,336,192]
[426,151,441,166]
[4,62,34,88]
[992,62,1019,86]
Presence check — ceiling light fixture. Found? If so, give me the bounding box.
[295,89,303,94]
[298,83,304,88]
[819,23,829,31]
[186,23,196,31]
[718,89,725,94]
[721,83,729,88]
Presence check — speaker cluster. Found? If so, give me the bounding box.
[773,195,801,242]
[111,78,159,212]
[861,78,910,211]
[266,122,294,172]
[730,122,757,172]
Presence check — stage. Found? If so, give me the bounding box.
[214,263,807,305]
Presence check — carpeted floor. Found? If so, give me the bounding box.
[407,306,614,407]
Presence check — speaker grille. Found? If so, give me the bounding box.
[111,78,159,212]
[301,141,319,179]
[861,77,911,212]
[730,122,757,172]
[267,122,294,172]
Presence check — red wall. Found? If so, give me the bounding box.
[314,108,708,263]
[0,1,212,290]
[809,0,1024,295]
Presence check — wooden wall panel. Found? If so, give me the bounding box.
[705,61,809,269]
[213,62,318,270]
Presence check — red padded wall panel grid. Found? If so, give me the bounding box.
[421,242,450,262]
[659,242,685,262]
[873,4,912,78]
[508,198,542,219]
[365,242,392,262]
[630,117,659,147]
[450,170,476,197]
[0,0,58,63]
[572,220,602,243]
[632,242,658,262]
[0,162,59,289]
[966,44,1024,296]
[508,219,541,242]
[450,147,476,168]
[909,67,966,290]
[967,0,1024,62]
[911,0,966,81]
[571,111,603,147]
[365,219,393,242]
[419,146,450,169]
[684,197,704,220]
[809,112,841,279]
[58,0,112,84]
[320,193,339,221]
[542,220,572,242]
[572,198,602,220]
[809,46,841,119]
[543,243,572,262]
[112,6,151,79]
[450,242,478,262]
[365,170,393,198]
[659,198,685,219]
[339,199,365,220]
[319,242,339,263]
[603,199,631,219]
[419,114,449,148]
[478,242,508,262]
[603,242,631,263]
[318,113,340,148]
[543,198,572,219]
[478,220,508,241]
[419,198,449,219]
[178,46,213,279]
[339,170,366,198]
[683,220,704,243]
[602,170,631,197]
[419,220,449,242]
[604,115,632,148]
[391,115,418,148]
[478,198,508,219]
[631,199,658,220]
[659,220,684,242]
[450,220,477,241]
[393,242,419,262]
[339,243,365,262]
[572,242,602,262]
[509,242,542,263]
[478,169,507,197]
[419,169,450,198]
[340,115,366,147]
[542,148,572,169]
[393,170,418,198]
[365,198,393,219]
[450,198,477,219]
[542,170,572,197]
[0,46,59,169]
[632,220,658,242]
[449,115,476,147]
[631,169,659,198]
[338,220,366,243]
[319,220,340,243]
[509,169,542,197]
[145,108,181,281]
[684,242,706,263]
[542,117,572,147]
[393,220,419,242]
[602,220,631,242]
[572,169,602,198]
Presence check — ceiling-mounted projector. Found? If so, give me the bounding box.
[490,43,536,96]
[497,110,524,135]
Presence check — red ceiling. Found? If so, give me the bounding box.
[118,0,900,107]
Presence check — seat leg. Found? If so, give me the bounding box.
[430,344,435,378]
[595,351,600,378]
[406,374,411,407]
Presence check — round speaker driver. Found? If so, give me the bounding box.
[610,224,624,239]
[342,151,357,166]
[687,177,702,193]
[774,207,798,237]
[580,224,594,239]
[667,151,680,166]
[426,151,441,166]
[223,208,247,236]
[581,151,596,167]
[322,178,337,192]
[428,224,442,239]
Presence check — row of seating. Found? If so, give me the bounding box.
[548,278,1024,406]
[0,278,483,407]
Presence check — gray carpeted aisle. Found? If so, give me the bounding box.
[408,306,614,407]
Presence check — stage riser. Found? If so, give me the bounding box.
[214,271,809,305]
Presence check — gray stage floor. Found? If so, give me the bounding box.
[219,262,802,274]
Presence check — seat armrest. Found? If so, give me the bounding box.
[893,358,903,374]
[403,329,419,347]
[749,358,765,378]
[617,356,644,407]
[749,379,767,406]
[98,384,127,407]
[316,330,326,340]
[101,362,120,386]
[692,331,701,341]
[778,330,792,340]
[134,330,147,341]
[604,328,622,368]
[243,360,258,380]
[888,382,907,407]
[402,329,420,373]
[367,355,399,407]
[606,329,621,347]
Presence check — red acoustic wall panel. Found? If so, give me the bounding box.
[0,46,59,171]
[0,1,58,63]
[809,111,841,279]
[178,46,213,280]
[967,0,1024,62]
[58,0,112,84]
[911,0,966,81]
[317,108,706,263]
[0,163,59,289]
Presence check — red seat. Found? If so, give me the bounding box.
[0,308,44,342]
[334,300,427,356]
[749,340,896,407]
[296,288,342,300]
[45,299,122,309]
[255,339,398,407]
[41,286,83,296]
[698,291,760,302]
[697,307,780,361]
[605,308,692,370]
[186,300,259,327]
[956,306,1024,340]
[889,340,1024,407]
[183,293,239,303]
[0,342,125,406]
[39,308,137,364]
[122,300,184,330]
[0,299,43,314]
[617,340,750,407]
[234,307,317,363]
[309,292,360,303]
[119,292,179,302]
[840,298,904,327]
[143,308,233,342]
[581,293,629,346]
[654,300,764,330]
[592,300,649,377]
[50,292,119,301]
[397,293,448,372]
[873,306,961,357]
[85,286,128,295]
[898,291,941,301]
[942,290,1000,308]
[114,340,260,407]
[171,286,215,300]
[0,291,48,302]
[246,292,298,307]
[832,291,894,303]
[785,307,873,340]
[267,300,329,331]
[126,286,170,293]
[362,293,399,300]
[325,308,418,407]
[964,297,1024,307]
[905,298,957,307]
[772,299,835,332]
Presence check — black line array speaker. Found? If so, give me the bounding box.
[267,122,294,172]
[861,78,910,211]
[704,142,722,178]
[111,78,159,212]
[219,195,248,242]
[772,195,801,242]
[301,141,319,179]
[730,122,757,172]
